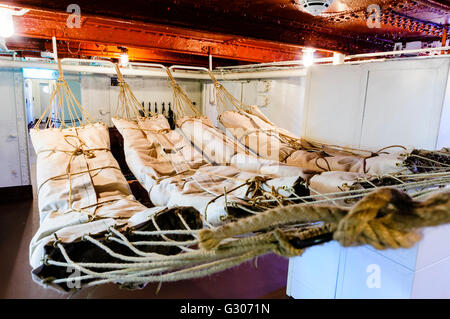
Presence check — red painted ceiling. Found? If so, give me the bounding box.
[1,0,449,66]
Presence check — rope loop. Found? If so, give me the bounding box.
[272,229,305,257]
[334,187,418,249]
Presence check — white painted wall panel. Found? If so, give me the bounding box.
[437,70,450,149]
[415,224,450,270]
[411,256,450,298]
[0,69,29,187]
[336,247,415,299]
[82,75,112,126]
[360,59,449,150]
[301,57,449,151]
[287,241,342,299]
[302,65,367,148]
[258,78,306,137]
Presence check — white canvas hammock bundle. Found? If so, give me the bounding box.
[29,62,203,291]
[112,65,311,224]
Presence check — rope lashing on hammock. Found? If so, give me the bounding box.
[34,61,94,130]
[114,64,148,119]
[199,187,450,251]
[165,67,202,118]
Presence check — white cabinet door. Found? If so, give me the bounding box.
[359,58,449,150]
[0,69,29,187]
[301,64,368,149]
[301,58,449,150]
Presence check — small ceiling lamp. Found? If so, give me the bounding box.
[297,0,334,16]
[333,52,345,65]
[0,8,15,38]
[302,48,315,67]
[119,48,129,67]
[0,6,29,38]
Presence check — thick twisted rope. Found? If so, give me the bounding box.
[199,187,450,251]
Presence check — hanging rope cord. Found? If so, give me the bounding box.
[114,64,148,119]
[165,68,202,118]
[34,62,95,130]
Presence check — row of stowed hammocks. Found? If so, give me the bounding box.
[29,61,450,292]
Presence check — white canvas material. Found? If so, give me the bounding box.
[177,115,249,164]
[113,116,309,224]
[220,108,412,175]
[286,150,411,175]
[309,171,366,195]
[28,123,174,287]
[219,110,296,162]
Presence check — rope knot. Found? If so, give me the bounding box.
[72,147,96,159]
[333,187,420,249]
[272,229,304,257]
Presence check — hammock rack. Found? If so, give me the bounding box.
[32,62,450,293]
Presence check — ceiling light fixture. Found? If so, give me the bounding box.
[0,6,29,38]
[120,52,129,67]
[302,48,315,67]
[297,0,334,16]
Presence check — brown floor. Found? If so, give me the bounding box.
[0,196,289,298]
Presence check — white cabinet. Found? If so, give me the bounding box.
[302,65,368,148]
[301,57,450,151]
[0,68,30,188]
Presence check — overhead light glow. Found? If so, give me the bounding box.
[0,9,14,38]
[120,53,129,67]
[297,0,334,16]
[302,48,315,67]
[23,68,57,80]
[333,52,345,65]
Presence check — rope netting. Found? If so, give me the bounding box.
[42,183,449,291]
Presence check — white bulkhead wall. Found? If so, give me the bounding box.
[81,74,203,126]
[301,57,450,151]
[202,77,307,137]
[0,68,30,187]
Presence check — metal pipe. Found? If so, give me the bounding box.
[217,57,334,70]
[129,62,166,70]
[345,46,450,59]
[218,46,450,71]
[60,58,115,67]
[169,65,210,72]
[52,36,58,62]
